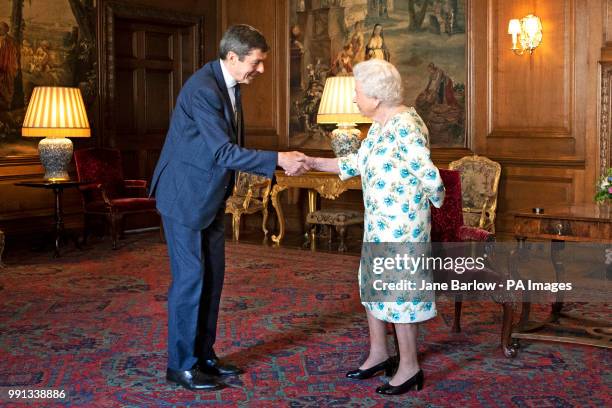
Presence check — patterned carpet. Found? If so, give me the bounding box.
[0,233,610,407]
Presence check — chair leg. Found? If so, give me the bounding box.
[262,207,269,237]
[336,225,347,252]
[109,213,119,250]
[304,219,316,248]
[452,295,463,333]
[232,214,241,241]
[501,302,518,358]
[303,222,314,249]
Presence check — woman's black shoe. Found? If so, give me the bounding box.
[346,357,396,380]
[376,369,424,395]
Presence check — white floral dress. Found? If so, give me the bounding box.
[338,109,445,323]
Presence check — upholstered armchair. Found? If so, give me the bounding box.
[431,169,516,357]
[74,148,160,249]
[225,171,272,241]
[449,155,501,233]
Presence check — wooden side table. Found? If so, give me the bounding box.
[511,204,611,349]
[15,180,83,257]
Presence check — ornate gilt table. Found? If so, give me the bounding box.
[270,171,362,245]
[511,204,611,348]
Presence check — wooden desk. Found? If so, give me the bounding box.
[270,171,361,245]
[511,204,611,348]
[514,204,611,243]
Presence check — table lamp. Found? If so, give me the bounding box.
[22,86,90,181]
[317,76,371,157]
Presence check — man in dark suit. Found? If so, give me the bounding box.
[150,25,308,391]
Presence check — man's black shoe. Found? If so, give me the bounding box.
[166,368,225,391]
[200,357,244,376]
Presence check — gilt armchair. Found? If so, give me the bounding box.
[449,155,501,233]
[224,171,272,241]
[74,148,160,249]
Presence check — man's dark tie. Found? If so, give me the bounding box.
[234,85,243,146]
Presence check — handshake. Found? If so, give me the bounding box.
[278,151,316,176]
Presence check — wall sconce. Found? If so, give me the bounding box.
[508,14,542,55]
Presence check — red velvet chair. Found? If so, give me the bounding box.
[74,148,160,249]
[431,169,516,357]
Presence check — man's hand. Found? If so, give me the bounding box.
[278,151,310,176]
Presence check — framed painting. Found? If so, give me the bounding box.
[0,0,96,161]
[288,0,467,151]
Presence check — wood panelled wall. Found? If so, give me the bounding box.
[219,0,287,150]
[222,0,609,236]
[1,0,610,241]
[471,0,604,234]
[0,0,217,239]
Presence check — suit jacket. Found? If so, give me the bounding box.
[150,60,278,230]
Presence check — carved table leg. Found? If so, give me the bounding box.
[550,240,566,321]
[509,237,532,328]
[52,186,65,258]
[271,184,288,246]
[508,236,528,347]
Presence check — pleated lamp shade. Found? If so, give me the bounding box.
[316,76,370,157]
[317,76,371,125]
[22,87,90,181]
[22,86,90,138]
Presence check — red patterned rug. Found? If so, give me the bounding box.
[0,233,610,407]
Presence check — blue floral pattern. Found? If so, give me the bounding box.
[337,109,445,323]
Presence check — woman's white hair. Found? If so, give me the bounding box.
[353,59,403,106]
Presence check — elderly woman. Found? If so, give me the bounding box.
[305,59,444,395]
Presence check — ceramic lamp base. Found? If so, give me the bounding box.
[329,125,361,157]
[38,137,73,181]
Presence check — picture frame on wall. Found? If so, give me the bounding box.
[288,0,467,152]
[0,0,97,161]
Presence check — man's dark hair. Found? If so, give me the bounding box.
[219,24,269,60]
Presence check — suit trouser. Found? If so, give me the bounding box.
[162,208,225,371]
